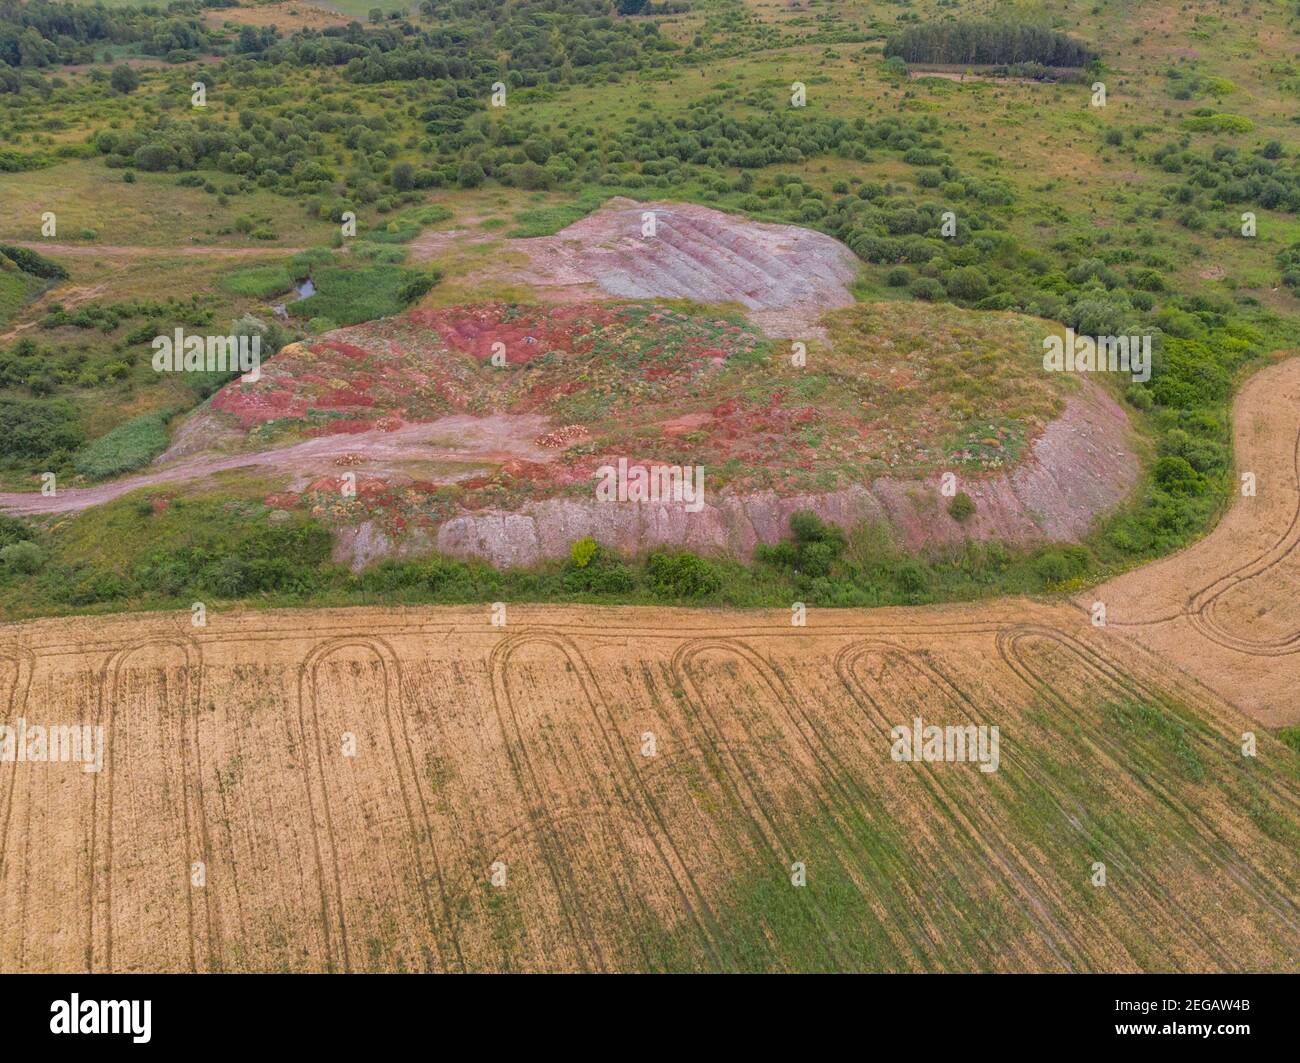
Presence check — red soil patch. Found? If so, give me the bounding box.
[408,304,621,364]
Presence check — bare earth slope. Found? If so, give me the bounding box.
[429,383,1133,569]
[504,197,861,337]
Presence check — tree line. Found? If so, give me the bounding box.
[884,19,1095,68]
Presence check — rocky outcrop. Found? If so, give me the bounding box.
[330,383,1136,570]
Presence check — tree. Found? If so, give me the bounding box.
[456,159,485,188]
[390,161,415,192]
[110,64,139,94]
[368,7,383,23]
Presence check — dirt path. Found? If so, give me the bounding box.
[0,414,554,516]
[1085,353,1300,725]
[0,282,107,343]
[3,241,304,260]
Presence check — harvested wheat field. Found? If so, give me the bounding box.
[0,593,1297,973]
[2,358,1300,973]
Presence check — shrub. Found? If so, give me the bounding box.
[110,64,139,94]
[909,277,943,301]
[1033,545,1091,585]
[0,397,82,461]
[943,266,990,301]
[1180,113,1253,134]
[1153,455,1205,496]
[0,540,43,574]
[893,558,930,598]
[397,271,441,304]
[570,537,598,568]
[757,510,846,579]
[884,20,1095,67]
[948,491,976,522]
[0,243,68,280]
[563,555,635,594]
[456,160,485,188]
[0,515,37,548]
[1126,386,1154,411]
[646,551,722,599]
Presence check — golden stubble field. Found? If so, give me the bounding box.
[2,358,1300,973]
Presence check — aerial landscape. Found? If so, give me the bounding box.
[0,0,1297,994]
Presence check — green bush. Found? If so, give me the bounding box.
[646,551,722,599]
[1180,113,1253,134]
[570,537,598,568]
[1153,455,1206,497]
[396,271,441,304]
[1033,545,1091,585]
[0,515,37,548]
[128,508,334,600]
[0,243,68,280]
[948,491,976,522]
[0,397,82,461]
[0,540,42,574]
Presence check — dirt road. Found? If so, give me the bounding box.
[1084,353,1300,725]
[0,414,554,516]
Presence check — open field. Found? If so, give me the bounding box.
[2,349,1299,972]
[1,600,1296,973]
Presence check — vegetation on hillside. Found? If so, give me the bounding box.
[1,0,1300,616]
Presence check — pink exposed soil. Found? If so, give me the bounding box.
[422,384,1135,570]
[504,198,861,336]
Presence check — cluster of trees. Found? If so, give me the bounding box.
[1149,137,1300,215]
[0,0,214,73]
[231,0,674,91]
[884,19,1095,68]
